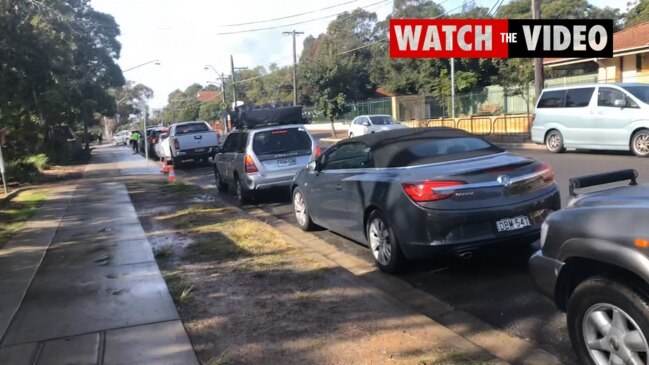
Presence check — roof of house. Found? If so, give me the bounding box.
[196,91,222,102]
[544,21,649,66]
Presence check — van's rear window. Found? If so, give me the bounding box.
[252,128,312,155]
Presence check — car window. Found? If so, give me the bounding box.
[564,88,594,107]
[323,142,373,170]
[622,85,649,104]
[598,88,639,108]
[537,90,566,108]
[221,133,238,153]
[236,132,248,153]
[252,128,311,156]
[369,116,396,125]
[175,122,210,134]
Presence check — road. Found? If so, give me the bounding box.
[173,146,649,364]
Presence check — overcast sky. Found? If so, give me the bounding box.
[90,0,617,109]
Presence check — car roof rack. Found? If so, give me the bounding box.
[231,103,310,130]
[569,169,638,197]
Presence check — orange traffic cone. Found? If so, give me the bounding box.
[161,158,171,173]
[167,166,176,183]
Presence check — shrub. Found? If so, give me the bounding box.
[5,154,49,183]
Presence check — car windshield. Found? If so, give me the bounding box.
[621,86,649,104]
[369,116,396,125]
[252,128,312,155]
[175,123,209,134]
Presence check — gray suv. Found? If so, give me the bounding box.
[213,125,318,204]
[530,169,649,365]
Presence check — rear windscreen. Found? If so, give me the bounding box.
[374,137,502,167]
[252,128,312,156]
[175,123,209,134]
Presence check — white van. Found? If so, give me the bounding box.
[531,83,649,157]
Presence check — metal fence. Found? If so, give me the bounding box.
[303,98,392,124]
[402,114,532,136]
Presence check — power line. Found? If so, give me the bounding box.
[215,0,391,35]
[488,0,506,16]
[218,0,360,27]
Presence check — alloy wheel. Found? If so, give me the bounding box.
[582,303,649,365]
[633,133,649,155]
[293,192,307,226]
[547,133,561,152]
[369,218,391,266]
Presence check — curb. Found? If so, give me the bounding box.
[494,142,546,151]
[0,188,25,208]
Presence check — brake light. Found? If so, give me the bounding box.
[536,162,554,182]
[315,146,321,158]
[244,154,258,173]
[401,181,465,202]
[174,139,180,150]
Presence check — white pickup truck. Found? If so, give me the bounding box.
[168,121,219,167]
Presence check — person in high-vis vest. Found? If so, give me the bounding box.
[130,131,141,153]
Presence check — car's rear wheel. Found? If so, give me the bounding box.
[366,210,404,273]
[631,129,649,157]
[293,188,315,231]
[546,130,566,153]
[568,276,649,365]
[213,166,227,192]
[233,176,251,205]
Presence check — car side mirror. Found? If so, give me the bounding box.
[362,121,371,126]
[307,160,317,172]
[614,99,627,108]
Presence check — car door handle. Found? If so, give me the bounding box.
[335,184,343,190]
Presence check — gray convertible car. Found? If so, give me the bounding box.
[291,128,561,272]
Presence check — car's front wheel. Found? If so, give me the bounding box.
[631,129,649,157]
[293,188,315,231]
[568,276,649,365]
[366,210,404,273]
[546,130,566,153]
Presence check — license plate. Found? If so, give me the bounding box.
[194,148,206,153]
[496,216,531,232]
[277,158,296,167]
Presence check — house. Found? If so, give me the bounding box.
[544,21,649,84]
[196,91,222,103]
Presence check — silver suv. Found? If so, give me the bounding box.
[213,125,319,204]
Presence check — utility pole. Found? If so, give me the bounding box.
[283,30,304,106]
[229,56,248,108]
[450,58,456,119]
[0,137,7,196]
[532,0,544,100]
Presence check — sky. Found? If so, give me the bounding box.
[90,0,620,109]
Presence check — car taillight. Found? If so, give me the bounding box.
[244,154,258,173]
[315,146,321,158]
[174,139,180,150]
[401,181,465,202]
[536,162,554,182]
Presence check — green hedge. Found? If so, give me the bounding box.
[5,154,50,183]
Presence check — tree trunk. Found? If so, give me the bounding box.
[329,118,337,138]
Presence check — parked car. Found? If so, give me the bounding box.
[348,115,407,138]
[155,132,172,161]
[112,131,129,146]
[531,83,649,156]
[213,124,319,204]
[139,126,168,158]
[292,127,560,273]
[168,121,219,167]
[530,169,648,365]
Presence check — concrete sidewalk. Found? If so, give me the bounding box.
[0,146,197,365]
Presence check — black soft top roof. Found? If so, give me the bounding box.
[345,127,502,168]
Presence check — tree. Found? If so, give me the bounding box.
[497,0,624,30]
[199,100,221,122]
[111,81,154,130]
[626,0,649,27]
[495,59,535,121]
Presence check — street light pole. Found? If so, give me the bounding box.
[230,56,248,108]
[141,100,149,166]
[123,59,161,73]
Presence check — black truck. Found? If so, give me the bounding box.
[529,169,649,365]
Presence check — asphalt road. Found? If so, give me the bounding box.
[173,146,649,364]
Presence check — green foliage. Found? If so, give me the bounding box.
[0,0,125,159]
[5,154,49,183]
[199,100,221,122]
[626,0,649,27]
[496,0,624,30]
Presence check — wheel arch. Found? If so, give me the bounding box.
[629,126,649,145]
[363,204,382,240]
[555,242,649,311]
